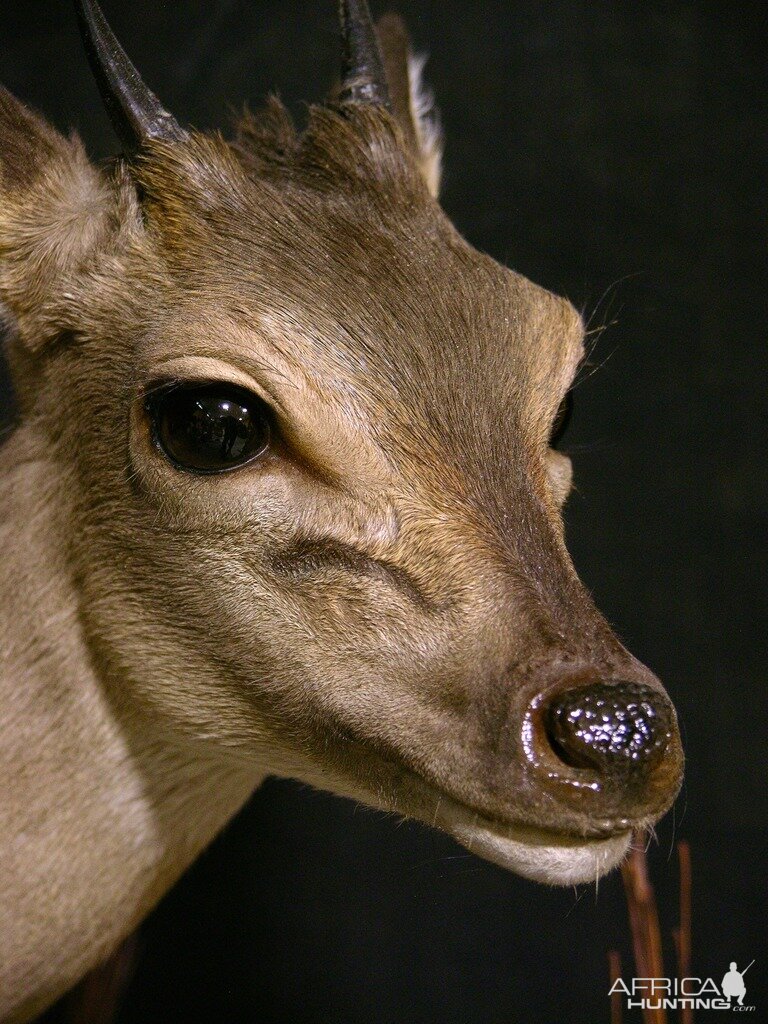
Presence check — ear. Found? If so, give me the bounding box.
[0,87,112,350]
[375,13,443,198]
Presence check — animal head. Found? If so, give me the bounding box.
[0,0,682,884]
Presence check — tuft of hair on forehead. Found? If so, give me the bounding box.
[231,97,432,203]
[231,96,300,180]
[131,97,433,233]
[126,98,438,270]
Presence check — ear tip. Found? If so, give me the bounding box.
[0,85,31,121]
[0,89,65,192]
[375,12,412,51]
[376,11,408,33]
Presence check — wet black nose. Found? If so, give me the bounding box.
[544,681,674,776]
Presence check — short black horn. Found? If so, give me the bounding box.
[74,0,186,152]
[338,0,391,108]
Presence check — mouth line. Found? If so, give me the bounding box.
[430,788,634,849]
[387,772,639,885]
[428,791,635,884]
[288,744,641,886]
[381,756,640,847]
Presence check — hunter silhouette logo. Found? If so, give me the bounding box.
[609,961,757,1013]
[721,961,754,1007]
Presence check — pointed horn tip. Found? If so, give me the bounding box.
[74,0,186,152]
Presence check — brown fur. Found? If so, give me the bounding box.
[0,20,682,1022]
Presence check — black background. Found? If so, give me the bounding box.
[1,2,766,1022]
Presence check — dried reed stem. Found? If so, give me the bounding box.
[620,840,667,1024]
[62,931,138,1024]
[675,841,693,1024]
[608,949,623,1024]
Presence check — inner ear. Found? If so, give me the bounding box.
[0,87,114,351]
[375,13,443,198]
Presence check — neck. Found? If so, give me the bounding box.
[0,424,263,1022]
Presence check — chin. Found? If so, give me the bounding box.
[447,817,632,886]
[296,759,634,887]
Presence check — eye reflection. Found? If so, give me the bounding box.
[149,383,271,474]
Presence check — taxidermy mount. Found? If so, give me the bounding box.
[0,0,683,1019]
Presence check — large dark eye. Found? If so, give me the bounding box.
[149,383,271,474]
[550,391,573,449]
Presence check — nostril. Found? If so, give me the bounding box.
[544,681,673,775]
